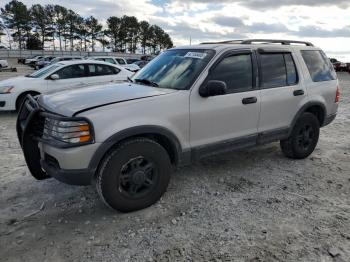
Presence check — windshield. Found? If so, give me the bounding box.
[50,58,61,64]
[27,64,61,78]
[131,49,215,90]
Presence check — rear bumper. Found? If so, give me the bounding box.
[323,113,337,127]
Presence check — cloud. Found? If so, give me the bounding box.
[212,16,244,27]
[12,0,350,58]
[174,0,350,9]
[247,22,290,34]
[294,25,350,38]
[19,0,161,21]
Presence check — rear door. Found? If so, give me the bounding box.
[86,63,125,85]
[257,50,308,141]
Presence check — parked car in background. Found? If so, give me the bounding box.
[337,62,347,72]
[346,63,350,73]
[133,60,149,69]
[47,56,83,66]
[140,55,155,61]
[35,56,56,69]
[25,56,44,65]
[126,58,141,64]
[91,56,140,72]
[0,60,133,111]
[0,59,9,69]
[330,58,348,72]
[18,56,31,64]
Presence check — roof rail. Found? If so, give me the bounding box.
[201,39,314,47]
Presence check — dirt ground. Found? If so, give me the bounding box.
[0,63,349,262]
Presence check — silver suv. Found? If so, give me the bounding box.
[17,39,339,212]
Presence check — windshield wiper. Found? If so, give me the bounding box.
[134,78,159,87]
[127,76,133,83]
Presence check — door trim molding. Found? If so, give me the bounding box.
[190,127,290,161]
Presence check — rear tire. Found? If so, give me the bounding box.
[280,112,320,159]
[96,138,172,212]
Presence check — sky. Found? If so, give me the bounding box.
[2,0,350,61]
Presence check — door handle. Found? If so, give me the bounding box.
[242,97,257,105]
[293,90,304,96]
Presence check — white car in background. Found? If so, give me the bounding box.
[0,59,9,68]
[0,60,133,111]
[25,56,44,65]
[91,56,140,72]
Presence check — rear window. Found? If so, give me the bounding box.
[116,58,126,65]
[301,50,336,82]
[260,53,298,88]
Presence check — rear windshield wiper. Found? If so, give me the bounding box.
[134,78,159,87]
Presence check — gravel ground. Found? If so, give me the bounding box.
[0,66,349,262]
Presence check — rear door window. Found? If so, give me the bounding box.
[88,64,120,76]
[301,50,336,82]
[285,54,298,85]
[260,53,298,88]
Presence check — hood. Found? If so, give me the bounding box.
[0,76,27,86]
[38,82,178,116]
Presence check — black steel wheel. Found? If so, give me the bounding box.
[96,138,172,212]
[119,156,158,199]
[280,112,320,159]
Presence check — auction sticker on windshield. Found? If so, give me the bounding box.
[184,52,207,59]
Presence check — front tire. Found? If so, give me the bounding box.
[96,138,172,212]
[280,112,320,159]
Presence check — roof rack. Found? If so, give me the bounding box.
[201,39,314,47]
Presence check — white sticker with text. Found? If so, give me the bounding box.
[184,52,207,59]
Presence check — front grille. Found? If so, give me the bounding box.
[17,95,49,143]
[32,114,46,138]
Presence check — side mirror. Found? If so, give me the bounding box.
[199,80,227,97]
[50,74,59,80]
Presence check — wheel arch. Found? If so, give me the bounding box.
[16,90,41,110]
[89,125,185,176]
[290,101,327,134]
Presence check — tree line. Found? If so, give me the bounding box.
[0,0,173,54]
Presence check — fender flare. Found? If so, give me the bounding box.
[88,125,183,173]
[289,101,327,135]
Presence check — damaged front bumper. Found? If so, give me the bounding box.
[16,95,95,185]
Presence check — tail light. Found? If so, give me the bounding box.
[335,86,340,103]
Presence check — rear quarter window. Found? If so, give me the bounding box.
[301,50,337,82]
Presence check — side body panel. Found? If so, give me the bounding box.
[295,49,339,117]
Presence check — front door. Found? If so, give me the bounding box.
[190,50,260,156]
[47,64,86,93]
